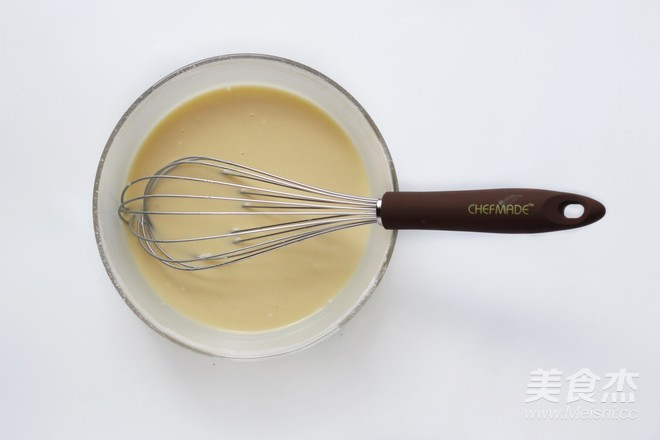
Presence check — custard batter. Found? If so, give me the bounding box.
[125,86,370,331]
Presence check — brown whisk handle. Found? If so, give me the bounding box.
[379,189,605,233]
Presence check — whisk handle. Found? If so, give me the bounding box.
[379,189,605,233]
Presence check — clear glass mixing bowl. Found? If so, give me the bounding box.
[93,54,398,358]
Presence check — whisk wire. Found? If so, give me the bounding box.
[119,156,378,270]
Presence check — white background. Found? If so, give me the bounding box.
[2,1,659,438]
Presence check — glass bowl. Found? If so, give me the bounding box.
[93,54,398,358]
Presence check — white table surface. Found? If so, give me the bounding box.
[3,1,659,438]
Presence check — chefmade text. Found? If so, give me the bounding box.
[467,203,533,215]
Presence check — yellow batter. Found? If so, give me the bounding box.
[124,86,370,332]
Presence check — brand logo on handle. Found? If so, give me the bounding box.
[468,202,534,215]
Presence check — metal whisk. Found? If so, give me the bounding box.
[119,156,605,270]
[119,156,381,270]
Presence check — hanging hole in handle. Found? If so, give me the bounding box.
[563,203,585,219]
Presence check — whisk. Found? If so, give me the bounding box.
[118,156,605,270]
